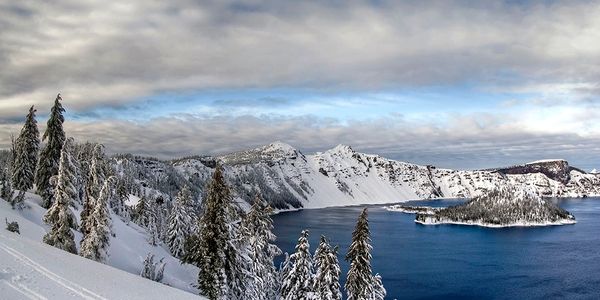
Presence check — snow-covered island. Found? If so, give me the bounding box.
[412,187,577,228]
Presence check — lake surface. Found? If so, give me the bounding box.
[272,198,600,300]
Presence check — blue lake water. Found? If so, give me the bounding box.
[272,198,600,299]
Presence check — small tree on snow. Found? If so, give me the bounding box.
[166,185,194,258]
[141,253,166,282]
[280,230,314,300]
[80,177,115,263]
[314,236,342,300]
[11,105,39,193]
[42,138,78,254]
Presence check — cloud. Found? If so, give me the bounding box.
[2,110,597,170]
[2,0,600,117]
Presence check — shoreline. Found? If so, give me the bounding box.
[414,218,577,228]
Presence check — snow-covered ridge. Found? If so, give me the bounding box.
[119,142,600,210]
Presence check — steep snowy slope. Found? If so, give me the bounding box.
[0,194,200,297]
[122,142,600,210]
[0,230,202,299]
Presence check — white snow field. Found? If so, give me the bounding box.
[0,193,204,299]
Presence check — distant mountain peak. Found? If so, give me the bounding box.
[327,144,355,155]
[264,141,297,153]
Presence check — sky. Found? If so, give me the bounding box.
[1,0,600,170]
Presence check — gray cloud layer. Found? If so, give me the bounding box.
[2,0,600,115]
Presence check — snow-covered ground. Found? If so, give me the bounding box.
[0,193,203,299]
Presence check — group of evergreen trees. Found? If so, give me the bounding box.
[279,209,385,300]
[2,94,118,264]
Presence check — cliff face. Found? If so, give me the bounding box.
[117,143,600,210]
[490,160,572,184]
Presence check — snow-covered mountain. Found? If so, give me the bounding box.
[119,142,600,210]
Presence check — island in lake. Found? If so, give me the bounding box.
[387,186,577,228]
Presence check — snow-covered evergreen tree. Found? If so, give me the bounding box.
[166,185,194,258]
[134,195,151,227]
[147,208,160,246]
[314,236,342,300]
[11,105,39,193]
[80,145,108,236]
[345,208,384,300]
[280,230,314,300]
[0,167,13,201]
[141,253,166,282]
[42,137,77,254]
[241,193,281,300]
[37,94,66,208]
[183,165,246,300]
[112,179,130,219]
[80,177,115,262]
[372,273,386,300]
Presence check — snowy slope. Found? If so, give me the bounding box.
[0,194,201,298]
[125,142,600,210]
[0,230,202,299]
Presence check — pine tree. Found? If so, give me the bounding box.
[280,230,314,300]
[112,179,130,219]
[37,94,66,208]
[372,274,386,300]
[80,177,114,262]
[166,185,194,258]
[147,208,160,246]
[80,145,107,236]
[141,253,166,282]
[345,208,380,300]
[11,106,40,192]
[42,138,77,254]
[134,195,150,227]
[241,193,282,300]
[184,165,245,300]
[0,167,13,201]
[314,236,342,300]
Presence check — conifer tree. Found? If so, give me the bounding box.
[345,208,384,300]
[166,185,194,258]
[80,145,107,236]
[372,274,386,300]
[37,94,66,208]
[141,253,166,282]
[11,106,39,192]
[134,195,151,227]
[112,179,130,219]
[314,236,342,300]
[241,193,282,300]
[80,177,114,262]
[42,138,77,254]
[147,208,160,246]
[280,230,314,300]
[0,167,13,201]
[184,165,245,300]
